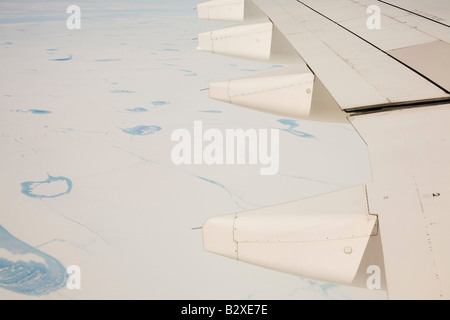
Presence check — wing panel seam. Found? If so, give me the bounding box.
[295,0,450,95]
[377,0,450,29]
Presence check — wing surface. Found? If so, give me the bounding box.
[197,0,450,299]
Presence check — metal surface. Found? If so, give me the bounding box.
[209,65,315,118]
[350,104,450,299]
[203,185,379,285]
[197,0,450,299]
[389,40,450,92]
[251,0,450,110]
[197,19,273,60]
[379,0,450,26]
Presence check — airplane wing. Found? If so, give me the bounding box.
[196,0,450,299]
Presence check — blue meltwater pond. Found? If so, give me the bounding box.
[0,226,68,296]
[21,175,72,199]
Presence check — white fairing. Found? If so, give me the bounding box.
[203,212,238,260]
[197,0,245,22]
[197,20,273,60]
[209,66,315,118]
[203,185,378,284]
